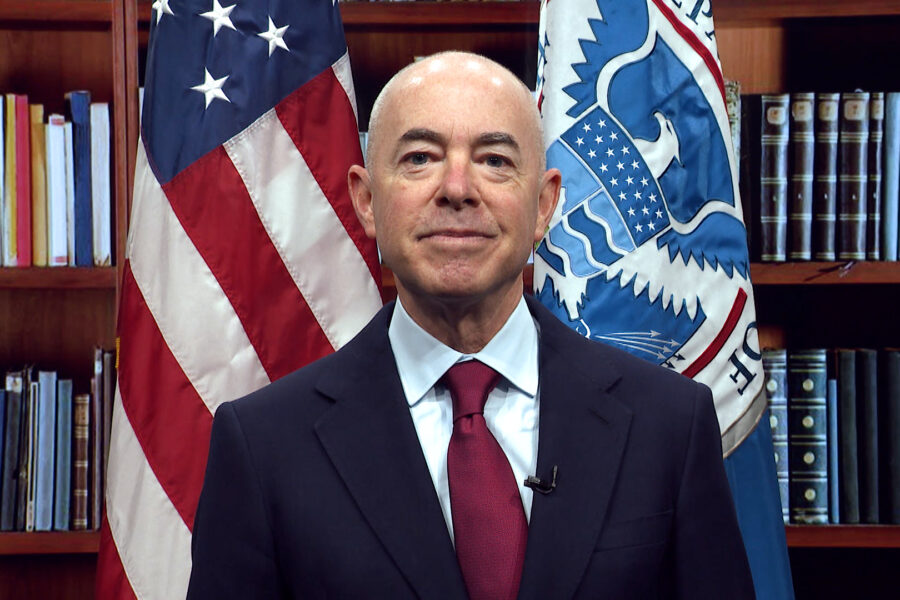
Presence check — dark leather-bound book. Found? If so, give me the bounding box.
[740,94,762,260]
[64,90,93,267]
[788,349,828,524]
[72,393,90,531]
[827,377,840,523]
[813,93,840,260]
[53,379,73,530]
[880,350,900,524]
[763,349,789,523]
[760,94,790,261]
[856,349,879,523]
[838,92,870,260]
[837,349,860,523]
[867,93,884,260]
[1,374,23,530]
[789,93,815,260]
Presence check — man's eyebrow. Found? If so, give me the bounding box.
[476,132,520,151]
[398,128,446,145]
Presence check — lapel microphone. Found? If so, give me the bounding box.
[524,465,558,495]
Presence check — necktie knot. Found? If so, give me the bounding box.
[441,360,501,421]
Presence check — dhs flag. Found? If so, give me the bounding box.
[535,1,793,598]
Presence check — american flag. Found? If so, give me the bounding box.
[95,1,382,597]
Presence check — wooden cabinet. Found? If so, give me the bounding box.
[2,1,899,597]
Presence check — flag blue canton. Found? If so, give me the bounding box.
[144,0,348,184]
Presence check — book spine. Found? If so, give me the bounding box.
[788,349,828,524]
[54,379,73,530]
[25,380,38,531]
[813,93,840,261]
[72,393,90,531]
[66,91,93,267]
[0,374,23,530]
[788,93,815,260]
[90,103,111,266]
[837,349,860,523]
[91,351,103,529]
[29,104,48,267]
[46,115,69,266]
[763,348,789,523]
[15,373,34,531]
[827,377,840,523]
[34,371,57,531]
[883,93,900,261]
[867,93,884,260]
[740,94,762,261]
[14,95,31,267]
[0,391,5,511]
[838,92,870,260]
[0,95,4,266]
[856,349,879,523]
[63,122,75,265]
[880,350,900,524]
[760,94,790,261]
[3,94,18,266]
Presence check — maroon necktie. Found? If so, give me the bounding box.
[443,360,528,600]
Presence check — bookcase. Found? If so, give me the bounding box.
[2,1,899,597]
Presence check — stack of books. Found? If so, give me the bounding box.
[0,91,111,268]
[0,348,114,532]
[763,347,900,525]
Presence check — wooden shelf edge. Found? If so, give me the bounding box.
[0,531,100,555]
[715,0,900,22]
[0,267,117,289]
[0,1,113,25]
[786,525,900,548]
[750,261,900,285]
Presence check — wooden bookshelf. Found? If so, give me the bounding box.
[0,267,117,289]
[786,526,900,548]
[0,1,112,25]
[0,532,100,555]
[751,261,900,285]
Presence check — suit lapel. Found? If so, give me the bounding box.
[518,299,634,599]
[313,304,468,600]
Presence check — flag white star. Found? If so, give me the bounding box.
[588,149,596,158]
[649,193,658,203]
[594,135,602,144]
[621,146,630,155]
[634,191,642,200]
[606,148,614,157]
[619,191,627,201]
[642,206,650,215]
[617,161,625,171]
[635,223,643,233]
[575,137,584,146]
[599,163,608,172]
[627,207,636,217]
[610,177,618,187]
[641,177,649,186]
[191,68,231,109]
[200,0,237,37]
[632,160,640,169]
[625,176,634,185]
[610,132,619,141]
[598,118,607,128]
[582,123,591,132]
[656,209,663,219]
[152,0,175,25]
[258,16,290,56]
[648,222,656,231]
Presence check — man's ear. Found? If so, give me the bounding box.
[348,165,377,239]
[533,167,562,243]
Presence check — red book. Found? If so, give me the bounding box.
[14,95,32,267]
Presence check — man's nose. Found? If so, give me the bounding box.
[438,155,478,208]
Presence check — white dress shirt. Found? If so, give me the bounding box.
[388,297,540,543]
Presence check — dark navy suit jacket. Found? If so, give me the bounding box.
[187,296,755,599]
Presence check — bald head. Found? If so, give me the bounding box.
[366,52,545,171]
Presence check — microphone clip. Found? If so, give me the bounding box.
[524,465,558,495]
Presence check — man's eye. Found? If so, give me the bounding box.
[407,152,429,165]
[485,155,508,168]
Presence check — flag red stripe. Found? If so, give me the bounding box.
[118,263,213,529]
[650,0,726,104]
[681,287,747,379]
[163,146,334,381]
[95,514,139,600]
[276,68,381,286]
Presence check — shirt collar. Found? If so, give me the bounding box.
[388,296,540,407]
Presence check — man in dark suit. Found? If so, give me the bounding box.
[187,51,754,599]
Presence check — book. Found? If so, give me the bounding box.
[788,349,828,524]
[739,94,762,260]
[34,371,57,531]
[837,92,870,260]
[46,114,69,266]
[91,350,103,529]
[762,348,789,523]
[827,377,840,523]
[880,350,900,523]
[760,94,790,261]
[72,393,90,530]
[812,93,840,261]
[1,372,24,530]
[867,93,884,260]
[856,349,879,523]
[54,379,73,530]
[725,79,741,164]
[788,93,815,260]
[64,122,76,265]
[91,103,111,266]
[25,379,38,531]
[3,94,26,266]
[65,90,93,267]
[102,349,115,475]
[14,95,32,267]
[30,105,48,267]
[882,93,900,261]
[837,349,860,523]
[0,391,5,510]
[0,95,4,266]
